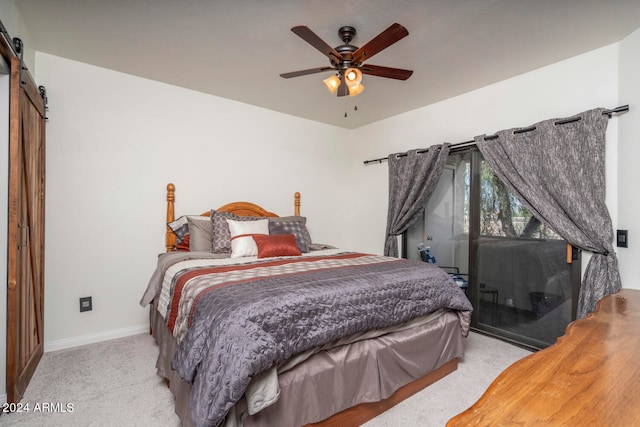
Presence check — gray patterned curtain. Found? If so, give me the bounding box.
[475,108,621,318]
[384,145,450,257]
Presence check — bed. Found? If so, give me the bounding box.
[140,183,473,427]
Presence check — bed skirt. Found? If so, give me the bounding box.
[150,305,463,427]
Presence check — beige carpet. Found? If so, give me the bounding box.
[0,332,530,426]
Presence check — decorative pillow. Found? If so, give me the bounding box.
[253,234,302,258]
[175,234,190,251]
[167,215,193,242]
[211,210,266,253]
[168,215,211,251]
[187,216,213,252]
[227,218,269,258]
[268,216,311,252]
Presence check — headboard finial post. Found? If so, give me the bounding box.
[166,183,176,252]
[294,192,300,216]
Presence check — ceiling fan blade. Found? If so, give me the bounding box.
[337,76,348,97]
[360,64,413,80]
[291,26,342,63]
[280,66,334,78]
[352,23,409,64]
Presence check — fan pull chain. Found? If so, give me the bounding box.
[345,104,358,118]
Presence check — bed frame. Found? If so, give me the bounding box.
[160,182,460,426]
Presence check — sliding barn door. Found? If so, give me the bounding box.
[6,52,46,403]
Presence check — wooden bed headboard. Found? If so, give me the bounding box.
[165,183,301,252]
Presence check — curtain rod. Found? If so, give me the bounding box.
[363,105,629,165]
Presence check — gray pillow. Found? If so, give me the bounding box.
[187,216,213,252]
[268,216,311,253]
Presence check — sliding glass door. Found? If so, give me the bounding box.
[405,153,469,277]
[405,148,580,350]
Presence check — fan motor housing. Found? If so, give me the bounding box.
[333,26,358,69]
[338,26,356,43]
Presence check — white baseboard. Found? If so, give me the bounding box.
[44,324,149,353]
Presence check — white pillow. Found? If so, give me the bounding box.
[227,218,269,258]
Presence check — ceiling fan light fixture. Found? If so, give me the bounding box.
[348,83,364,97]
[282,23,412,99]
[323,75,341,94]
[344,67,362,87]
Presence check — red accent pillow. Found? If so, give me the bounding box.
[175,234,191,251]
[252,234,302,258]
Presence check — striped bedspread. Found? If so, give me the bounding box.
[144,249,472,427]
[158,250,404,342]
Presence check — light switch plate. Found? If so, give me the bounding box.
[617,230,628,248]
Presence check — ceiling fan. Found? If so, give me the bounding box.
[280,23,413,97]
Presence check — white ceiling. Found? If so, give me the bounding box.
[14,0,640,129]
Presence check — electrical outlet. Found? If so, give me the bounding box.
[79,296,92,312]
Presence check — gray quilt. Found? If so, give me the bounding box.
[169,252,472,427]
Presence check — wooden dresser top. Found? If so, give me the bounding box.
[448,289,640,427]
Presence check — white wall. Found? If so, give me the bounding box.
[618,27,640,291]
[35,52,351,349]
[347,44,623,273]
